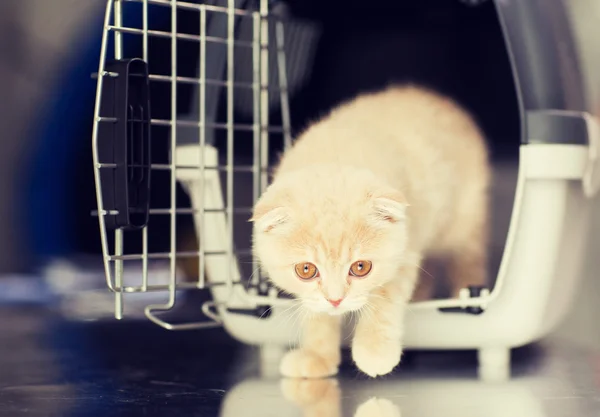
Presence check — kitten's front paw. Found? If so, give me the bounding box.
[280,349,339,378]
[351,338,401,378]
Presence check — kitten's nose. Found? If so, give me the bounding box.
[328,298,343,308]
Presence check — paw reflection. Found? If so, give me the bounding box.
[355,398,401,417]
[280,378,400,417]
[281,378,341,414]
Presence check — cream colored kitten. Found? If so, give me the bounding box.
[251,85,489,378]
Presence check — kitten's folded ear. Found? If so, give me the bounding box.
[369,188,408,224]
[249,189,291,233]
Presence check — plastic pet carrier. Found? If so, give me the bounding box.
[91,0,600,378]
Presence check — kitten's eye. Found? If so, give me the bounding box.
[349,260,372,278]
[294,262,319,281]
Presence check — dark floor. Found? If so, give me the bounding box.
[1,302,599,417]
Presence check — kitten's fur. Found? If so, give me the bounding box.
[251,85,490,378]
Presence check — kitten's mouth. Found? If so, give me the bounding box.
[328,308,347,316]
[327,301,366,315]
[300,297,365,315]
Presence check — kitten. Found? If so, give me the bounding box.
[251,85,490,378]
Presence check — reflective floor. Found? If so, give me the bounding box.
[1,304,599,417]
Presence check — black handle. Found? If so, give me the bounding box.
[97,58,152,230]
[438,285,488,315]
[226,305,273,319]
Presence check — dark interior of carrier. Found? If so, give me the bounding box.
[74,0,542,302]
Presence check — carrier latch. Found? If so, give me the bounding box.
[439,285,489,315]
[226,305,273,319]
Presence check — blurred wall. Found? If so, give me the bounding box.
[0,0,103,272]
[568,1,600,110]
[550,1,600,349]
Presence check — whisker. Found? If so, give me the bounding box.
[278,301,303,331]
[258,307,273,320]
[349,310,361,340]
[405,261,435,280]
[288,307,306,350]
[277,301,303,326]
[244,266,262,283]
[284,310,302,350]
[417,266,434,279]
[275,305,300,333]
[345,311,357,342]
[363,303,382,327]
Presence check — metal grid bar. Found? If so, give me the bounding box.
[168,0,179,314]
[142,0,179,329]
[142,0,149,61]
[147,74,280,90]
[113,0,125,319]
[198,5,207,290]
[114,0,123,57]
[114,230,124,317]
[96,163,273,174]
[107,25,256,47]
[142,226,149,291]
[123,0,262,17]
[141,0,150,293]
[92,0,116,296]
[250,10,261,289]
[275,20,292,149]
[259,0,270,195]
[108,248,253,261]
[96,116,285,133]
[97,70,284,91]
[95,207,254,215]
[111,280,244,294]
[226,0,235,293]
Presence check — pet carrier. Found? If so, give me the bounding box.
[91,0,599,378]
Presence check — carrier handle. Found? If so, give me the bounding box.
[583,112,600,198]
